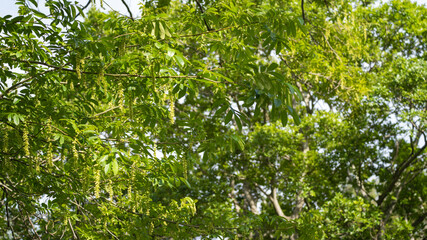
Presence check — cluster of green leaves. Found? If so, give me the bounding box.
[170,0,427,239]
[0,0,306,238]
[1,0,426,239]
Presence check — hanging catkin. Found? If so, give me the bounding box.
[98,68,106,89]
[46,119,53,168]
[94,169,100,198]
[76,52,81,80]
[118,41,126,57]
[3,127,9,168]
[169,89,175,124]
[2,128,8,153]
[35,157,40,172]
[107,179,113,201]
[72,139,78,161]
[118,82,125,112]
[183,154,188,179]
[22,122,30,156]
[128,165,134,200]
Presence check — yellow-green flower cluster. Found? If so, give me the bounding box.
[169,94,175,124]
[128,167,134,200]
[148,222,154,235]
[94,169,100,198]
[22,122,30,156]
[46,119,53,168]
[2,128,7,153]
[107,179,114,201]
[98,68,106,89]
[3,127,9,167]
[35,157,40,172]
[183,155,187,179]
[72,139,78,160]
[118,41,126,57]
[76,52,81,80]
[118,83,125,112]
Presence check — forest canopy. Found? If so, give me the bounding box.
[0,0,426,239]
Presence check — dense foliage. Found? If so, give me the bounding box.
[1,0,426,239]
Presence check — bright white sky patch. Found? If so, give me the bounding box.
[0,0,140,17]
[1,0,427,17]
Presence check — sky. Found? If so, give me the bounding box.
[1,0,427,18]
[0,0,140,17]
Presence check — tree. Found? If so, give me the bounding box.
[0,0,426,239]
[182,0,427,239]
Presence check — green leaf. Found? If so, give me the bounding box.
[235,114,242,131]
[267,63,279,72]
[13,114,20,125]
[99,155,109,164]
[167,48,175,58]
[151,21,157,37]
[104,163,111,174]
[215,104,228,117]
[158,21,165,39]
[288,106,301,125]
[174,54,185,67]
[180,177,191,188]
[112,159,118,175]
[230,135,244,150]
[224,110,233,124]
[280,111,288,126]
[28,0,38,7]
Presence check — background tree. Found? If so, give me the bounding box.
[172,0,427,239]
[1,0,426,239]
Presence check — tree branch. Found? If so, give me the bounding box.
[229,179,241,213]
[301,0,305,24]
[321,31,342,61]
[3,59,222,87]
[92,106,120,118]
[68,218,79,239]
[119,23,251,42]
[3,188,17,240]
[0,69,57,100]
[179,25,234,38]
[27,214,41,240]
[377,142,427,206]
[74,0,92,19]
[243,182,259,214]
[412,212,426,228]
[194,0,212,31]
[269,187,291,221]
[120,0,134,20]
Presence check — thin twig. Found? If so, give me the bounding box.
[103,1,134,20]
[179,25,234,38]
[114,24,236,40]
[0,181,13,192]
[321,32,342,61]
[27,214,42,240]
[194,0,212,31]
[3,189,18,240]
[68,218,79,239]
[105,227,119,240]
[92,106,120,117]
[120,0,134,20]
[301,0,305,24]
[113,32,139,39]
[8,59,222,83]
[0,69,57,99]
[75,0,91,19]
